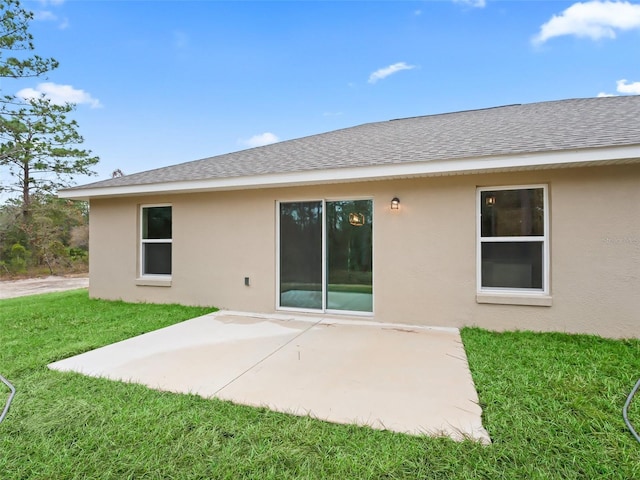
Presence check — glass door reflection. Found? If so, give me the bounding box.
[279,201,323,309]
[279,199,373,313]
[326,200,373,312]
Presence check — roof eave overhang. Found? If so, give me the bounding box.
[58,145,640,201]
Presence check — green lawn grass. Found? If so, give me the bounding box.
[1,290,639,479]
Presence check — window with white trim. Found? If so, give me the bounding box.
[478,186,548,293]
[141,205,172,276]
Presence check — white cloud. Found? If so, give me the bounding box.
[34,9,69,29]
[596,78,640,96]
[533,1,640,45]
[242,132,280,148]
[453,0,486,7]
[616,78,640,94]
[17,82,102,108]
[34,0,68,29]
[34,10,56,21]
[368,62,416,84]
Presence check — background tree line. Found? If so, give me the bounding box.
[0,0,98,276]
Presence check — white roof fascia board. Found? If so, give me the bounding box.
[58,144,640,200]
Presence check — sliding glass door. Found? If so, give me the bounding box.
[279,199,372,313]
[279,201,323,309]
[325,200,373,312]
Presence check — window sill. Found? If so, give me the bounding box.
[136,277,172,287]
[476,292,552,307]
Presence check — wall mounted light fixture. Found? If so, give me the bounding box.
[348,212,365,226]
[391,197,400,210]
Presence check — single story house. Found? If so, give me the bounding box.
[60,96,640,338]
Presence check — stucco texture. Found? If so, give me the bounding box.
[88,164,640,338]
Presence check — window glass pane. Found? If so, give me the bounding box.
[143,206,172,239]
[481,189,543,237]
[326,200,373,312]
[279,202,323,309]
[143,243,172,275]
[481,242,543,289]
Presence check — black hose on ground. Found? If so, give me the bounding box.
[0,373,15,424]
[623,377,640,444]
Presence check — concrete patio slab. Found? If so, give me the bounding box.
[48,311,490,442]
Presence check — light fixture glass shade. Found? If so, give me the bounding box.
[348,212,365,226]
[391,197,400,210]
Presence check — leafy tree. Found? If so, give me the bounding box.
[0,0,65,207]
[0,97,99,217]
[0,0,96,276]
[0,0,58,79]
[0,194,89,274]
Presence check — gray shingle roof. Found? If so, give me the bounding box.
[65,96,640,192]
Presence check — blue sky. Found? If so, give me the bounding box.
[13,0,640,186]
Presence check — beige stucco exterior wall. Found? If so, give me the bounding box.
[88,163,640,338]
